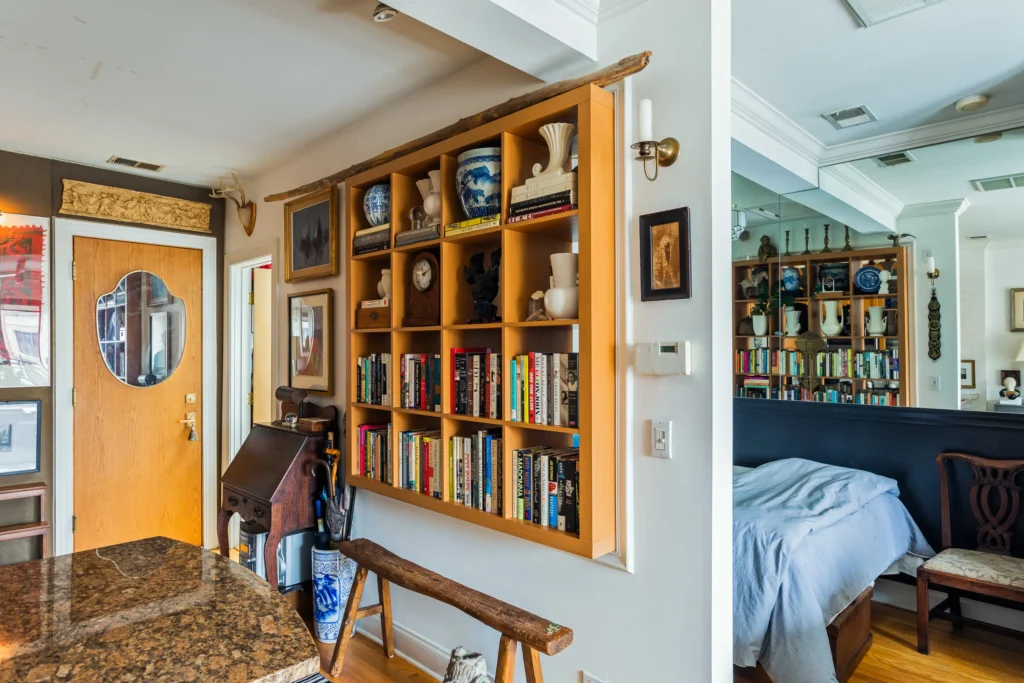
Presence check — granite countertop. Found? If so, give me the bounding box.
[0,537,319,683]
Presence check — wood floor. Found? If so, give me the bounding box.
[319,604,1024,682]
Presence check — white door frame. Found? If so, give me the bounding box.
[53,218,219,556]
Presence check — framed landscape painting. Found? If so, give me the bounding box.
[288,288,334,395]
[639,207,691,301]
[285,186,338,283]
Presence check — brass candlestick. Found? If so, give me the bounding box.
[801,227,811,255]
[822,224,832,253]
[784,230,791,256]
[841,225,853,252]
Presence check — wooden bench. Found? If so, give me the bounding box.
[0,482,49,558]
[329,538,573,682]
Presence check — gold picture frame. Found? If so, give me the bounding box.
[1012,289,1024,332]
[288,288,334,395]
[284,186,338,283]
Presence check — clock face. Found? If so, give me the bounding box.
[413,258,433,292]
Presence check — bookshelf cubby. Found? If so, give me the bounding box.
[345,85,615,558]
[733,246,916,406]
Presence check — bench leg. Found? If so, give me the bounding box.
[494,635,518,683]
[917,570,930,655]
[949,590,964,630]
[329,565,369,677]
[379,575,395,658]
[523,646,544,683]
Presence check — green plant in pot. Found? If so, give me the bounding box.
[750,280,795,336]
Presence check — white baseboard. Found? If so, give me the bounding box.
[357,618,450,681]
[875,577,1024,632]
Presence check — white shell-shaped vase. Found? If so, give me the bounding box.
[532,123,577,178]
[377,268,391,300]
[416,170,442,228]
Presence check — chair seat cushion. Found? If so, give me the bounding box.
[923,548,1024,589]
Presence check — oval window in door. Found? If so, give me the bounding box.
[96,271,186,387]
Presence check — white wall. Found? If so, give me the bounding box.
[984,240,1024,403]
[959,241,987,409]
[224,1,734,678]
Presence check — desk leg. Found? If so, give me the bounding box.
[265,514,282,591]
[217,508,233,558]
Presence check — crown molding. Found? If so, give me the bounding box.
[819,163,904,219]
[599,0,651,20]
[554,0,599,23]
[731,77,825,167]
[898,198,971,220]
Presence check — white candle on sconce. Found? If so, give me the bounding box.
[638,98,653,142]
[927,256,936,275]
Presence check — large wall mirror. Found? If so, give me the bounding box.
[96,271,185,387]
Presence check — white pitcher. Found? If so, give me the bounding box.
[785,310,802,337]
[866,305,886,337]
[821,300,844,336]
[415,169,442,228]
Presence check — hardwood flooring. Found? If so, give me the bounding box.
[315,635,435,683]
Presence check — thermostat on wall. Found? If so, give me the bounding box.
[636,341,691,376]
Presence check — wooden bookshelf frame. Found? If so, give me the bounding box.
[732,246,916,406]
[344,85,616,559]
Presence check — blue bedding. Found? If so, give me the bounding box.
[734,459,932,683]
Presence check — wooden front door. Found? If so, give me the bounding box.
[72,237,203,551]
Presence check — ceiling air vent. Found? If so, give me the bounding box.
[967,235,989,241]
[874,151,916,168]
[106,155,164,173]
[970,173,1024,192]
[822,105,878,130]
[842,0,948,27]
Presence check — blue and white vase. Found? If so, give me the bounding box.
[312,548,357,643]
[363,183,391,227]
[456,147,501,219]
[782,267,801,292]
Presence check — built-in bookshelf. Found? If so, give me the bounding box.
[345,85,615,559]
[732,246,916,407]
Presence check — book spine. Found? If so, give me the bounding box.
[352,231,390,248]
[539,354,548,426]
[565,458,578,534]
[511,172,577,197]
[552,353,561,426]
[354,223,391,237]
[506,204,576,224]
[444,216,501,235]
[567,353,579,428]
[548,456,558,528]
[523,452,532,522]
[420,353,428,410]
[485,435,493,514]
[528,353,536,424]
[556,458,567,531]
[508,190,577,215]
[360,298,389,309]
[532,453,541,524]
[516,453,524,520]
[476,432,484,510]
[472,355,481,417]
[539,454,549,528]
[510,358,517,421]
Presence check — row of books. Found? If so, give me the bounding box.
[448,430,502,514]
[508,352,579,427]
[400,353,442,412]
[736,349,804,376]
[356,353,392,406]
[508,173,577,224]
[736,348,900,381]
[353,223,390,255]
[444,214,500,238]
[451,350,502,419]
[399,429,443,497]
[394,224,439,248]
[855,350,900,380]
[357,423,391,482]
[515,447,580,534]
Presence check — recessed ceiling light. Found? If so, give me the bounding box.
[955,94,991,113]
[372,2,397,22]
[974,132,1003,144]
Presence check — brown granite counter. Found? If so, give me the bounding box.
[0,537,319,683]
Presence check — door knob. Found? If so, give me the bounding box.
[179,412,198,441]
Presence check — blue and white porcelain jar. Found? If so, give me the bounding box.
[312,547,358,643]
[782,266,801,292]
[363,183,391,227]
[456,147,501,219]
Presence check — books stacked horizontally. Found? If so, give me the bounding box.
[444,214,500,238]
[400,353,441,412]
[514,446,579,534]
[509,352,578,427]
[399,429,441,498]
[394,224,439,248]
[738,375,771,399]
[447,429,502,515]
[356,353,391,405]
[451,349,502,418]
[357,423,391,483]
[353,223,390,255]
[507,172,576,224]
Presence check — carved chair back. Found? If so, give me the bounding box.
[937,452,1024,555]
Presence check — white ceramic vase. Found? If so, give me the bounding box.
[377,269,391,300]
[533,123,577,179]
[416,170,442,228]
[821,300,844,336]
[866,305,886,336]
[545,287,579,320]
[550,253,578,287]
[312,548,358,643]
[785,310,802,337]
[752,314,768,336]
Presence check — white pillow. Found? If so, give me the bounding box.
[733,466,753,476]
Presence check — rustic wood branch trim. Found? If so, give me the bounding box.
[263,51,652,202]
[59,180,212,233]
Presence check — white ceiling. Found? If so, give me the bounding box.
[0,0,482,186]
[733,0,1024,147]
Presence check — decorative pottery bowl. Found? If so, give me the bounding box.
[782,267,801,292]
[363,183,390,227]
[544,286,579,320]
[456,147,501,219]
[854,265,882,294]
[818,262,849,292]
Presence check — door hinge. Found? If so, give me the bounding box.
[248,291,254,305]
[72,515,77,533]
[246,392,254,406]
[71,260,77,282]
[72,387,77,407]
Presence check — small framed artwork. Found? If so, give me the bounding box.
[1011,288,1024,331]
[288,288,334,395]
[146,272,171,306]
[285,186,338,283]
[0,400,41,477]
[0,215,49,388]
[1001,369,1021,387]
[639,207,691,301]
[959,360,976,389]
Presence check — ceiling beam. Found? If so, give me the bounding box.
[386,0,597,80]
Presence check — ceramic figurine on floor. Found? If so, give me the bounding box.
[443,647,493,683]
[822,224,832,253]
[758,235,778,263]
[464,248,501,323]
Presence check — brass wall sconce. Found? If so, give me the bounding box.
[632,98,679,181]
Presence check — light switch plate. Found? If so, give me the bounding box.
[930,376,941,391]
[185,393,197,404]
[651,420,672,459]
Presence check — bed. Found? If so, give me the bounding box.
[733,459,933,683]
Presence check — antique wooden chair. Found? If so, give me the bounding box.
[917,452,1024,654]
